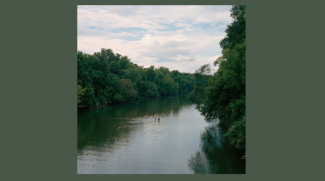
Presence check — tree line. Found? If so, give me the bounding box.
[77,49,195,107]
[188,5,246,158]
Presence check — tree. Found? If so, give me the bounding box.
[137,81,148,98]
[77,85,86,105]
[92,70,106,90]
[225,115,246,150]
[109,61,120,75]
[120,56,131,69]
[188,5,246,156]
[188,64,212,110]
[164,77,179,95]
[106,73,120,93]
[219,5,246,51]
[147,82,160,97]
[190,5,246,123]
[113,93,124,103]
[146,65,156,82]
[123,68,138,83]
[82,84,95,107]
[119,79,138,101]
[77,48,196,107]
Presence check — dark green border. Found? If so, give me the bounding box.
[2,1,324,181]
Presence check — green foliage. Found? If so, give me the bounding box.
[191,5,246,122]
[225,115,246,150]
[77,85,86,105]
[137,81,148,98]
[113,93,124,103]
[229,97,245,122]
[157,66,170,76]
[146,65,156,82]
[147,82,160,98]
[109,61,120,74]
[96,89,107,105]
[103,86,114,104]
[120,56,131,69]
[188,64,212,111]
[219,5,246,51]
[119,79,137,101]
[188,5,246,155]
[123,68,138,83]
[82,84,95,107]
[78,48,196,107]
[163,77,176,95]
[106,73,120,92]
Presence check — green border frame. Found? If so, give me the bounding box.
[2,0,324,181]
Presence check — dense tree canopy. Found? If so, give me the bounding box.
[188,5,246,157]
[77,49,195,108]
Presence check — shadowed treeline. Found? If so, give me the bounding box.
[187,123,245,174]
[188,5,246,158]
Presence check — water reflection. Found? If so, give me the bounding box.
[187,122,246,174]
[78,94,245,174]
[77,95,193,158]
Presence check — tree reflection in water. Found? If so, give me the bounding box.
[187,122,245,174]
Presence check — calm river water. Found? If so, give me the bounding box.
[77,94,245,174]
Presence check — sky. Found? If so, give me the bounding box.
[77,5,233,73]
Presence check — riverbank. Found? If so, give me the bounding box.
[78,92,192,110]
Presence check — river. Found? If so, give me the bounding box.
[77,94,245,174]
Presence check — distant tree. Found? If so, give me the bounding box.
[164,77,179,95]
[113,93,124,103]
[120,79,138,101]
[137,81,148,98]
[120,56,131,69]
[82,84,95,107]
[106,73,120,92]
[123,68,138,83]
[109,61,120,74]
[77,85,86,105]
[147,82,160,97]
[146,65,156,82]
[78,47,196,107]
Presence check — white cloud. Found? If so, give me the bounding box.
[78,28,137,37]
[77,5,233,73]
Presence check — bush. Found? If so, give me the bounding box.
[225,115,246,150]
[113,93,124,103]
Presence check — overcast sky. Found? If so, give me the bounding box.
[77,5,233,73]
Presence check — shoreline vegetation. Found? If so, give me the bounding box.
[77,5,246,159]
[188,5,246,158]
[77,49,196,108]
[78,92,191,109]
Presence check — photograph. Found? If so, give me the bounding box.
[77,5,246,174]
